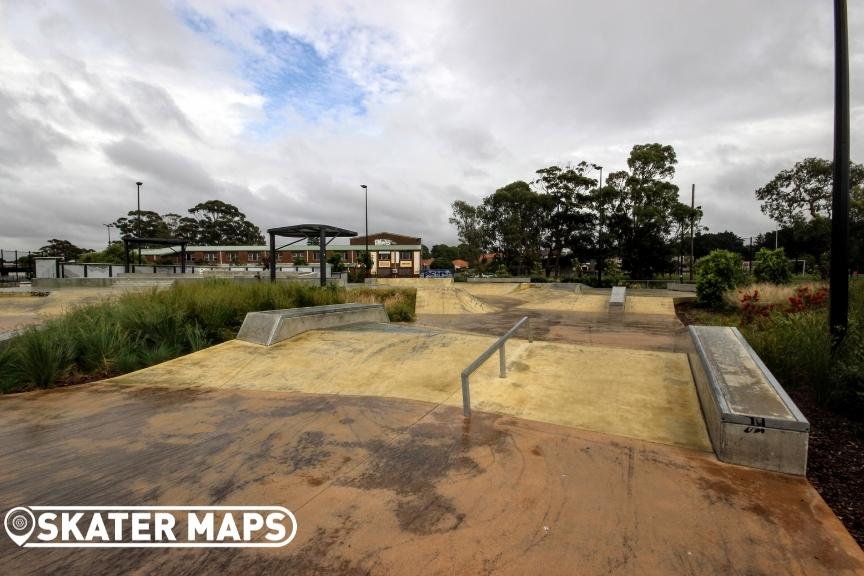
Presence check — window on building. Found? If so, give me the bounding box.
[399,251,413,260]
[308,251,318,262]
[378,251,390,261]
[247,251,259,262]
[204,252,218,262]
[185,252,193,261]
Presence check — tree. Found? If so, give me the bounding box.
[112,210,172,239]
[694,231,745,259]
[449,201,485,269]
[532,163,596,277]
[421,244,431,259]
[755,157,864,225]
[478,181,545,275]
[753,248,792,284]
[186,200,264,245]
[615,144,682,278]
[696,250,743,307]
[80,242,126,264]
[327,252,345,272]
[39,239,90,261]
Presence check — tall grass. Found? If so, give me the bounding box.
[739,281,864,413]
[724,281,827,309]
[0,281,416,394]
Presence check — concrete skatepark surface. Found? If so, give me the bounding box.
[0,384,861,574]
[1,281,862,573]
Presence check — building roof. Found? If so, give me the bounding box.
[267,224,358,238]
[139,244,421,256]
[452,259,469,268]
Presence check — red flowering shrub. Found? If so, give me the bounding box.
[787,286,828,313]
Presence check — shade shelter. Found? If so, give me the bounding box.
[267,224,358,286]
[122,237,189,273]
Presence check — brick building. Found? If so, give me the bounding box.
[140,232,422,278]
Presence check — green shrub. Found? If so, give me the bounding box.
[530,275,550,283]
[696,250,743,307]
[11,327,75,389]
[753,248,792,284]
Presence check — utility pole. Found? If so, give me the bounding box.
[136,181,143,267]
[361,185,369,277]
[775,230,778,249]
[689,184,695,281]
[103,223,112,247]
[830,0,850,343]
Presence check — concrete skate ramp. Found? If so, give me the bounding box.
[625,295,676,316]
[107,324,709,450]
[459,282,529,297]
[237,303,389,345]
[517,293,608,312]
[1,385,861,575]
[415,286,498,314]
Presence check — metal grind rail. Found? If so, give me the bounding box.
[460,316,533,417]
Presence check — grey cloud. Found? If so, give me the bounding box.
[0,90,75,168]
[102,138,217,194]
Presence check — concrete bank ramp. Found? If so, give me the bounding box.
[415,286,498,314]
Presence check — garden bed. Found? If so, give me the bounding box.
[0,280,416,394]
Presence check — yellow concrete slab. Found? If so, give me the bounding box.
[107,325,710,450]
[446,340,711,451]
[625,295,676,316]
[414,286,498,314]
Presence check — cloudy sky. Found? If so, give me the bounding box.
[0,0,862,251]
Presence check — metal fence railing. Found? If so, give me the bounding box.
[460,316,533,417]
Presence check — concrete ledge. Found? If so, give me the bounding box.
[32,278,114,288]
[608,286,626,320]
[689,325,809,475]
[237,303,390,346]
[668,282,697,292]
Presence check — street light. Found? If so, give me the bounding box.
[136,181,143,266]
[360,184,368,276]
[830,0,850,343]
[103,223,113,247]
[589,164,603,284]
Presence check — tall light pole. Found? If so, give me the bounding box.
[360,184,368,277]
[595,165,604,285]
[689,184,695,281]
[103,223,113,247]
[136,181,143,266]
[830,0,850,343]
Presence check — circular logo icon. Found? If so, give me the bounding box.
[4,507,35,546]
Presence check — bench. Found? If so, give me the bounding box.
[237,303,389,346]
[688,325,809,475]
[608,286,626,320]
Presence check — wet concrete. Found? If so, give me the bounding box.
[104,326,710,450]
[0,384,861,575]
